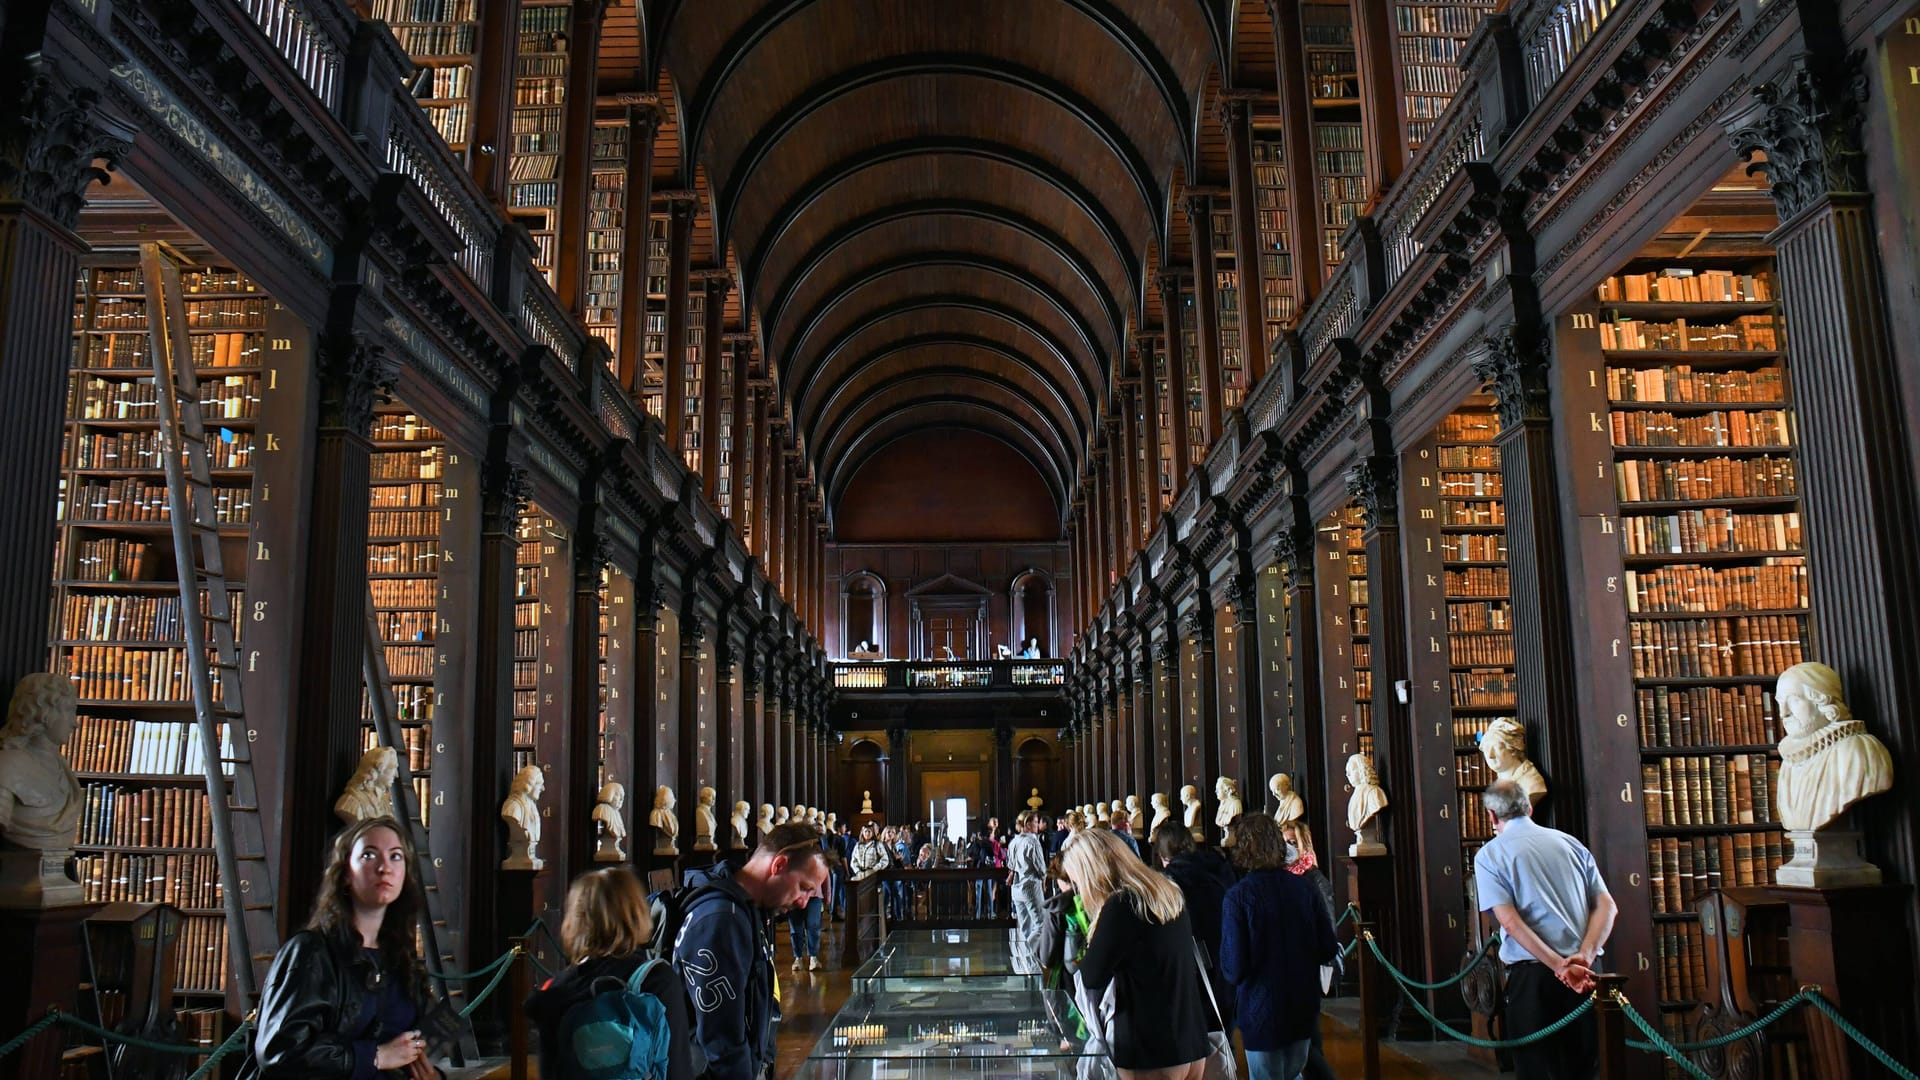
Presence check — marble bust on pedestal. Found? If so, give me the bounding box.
[1479,718,1547,807]
[0,674,86,907]
[334,746,397,826]
[862,789,875,814]
[731,802,752,849]
[757,803,775,837]
[693,786,717,852]
[1773,662,1896,886]
[1149,793,1172,834]
[1345,754,1388,856]
[650,785,679,856]
[1269,773,1305,824]
[1180,785,1202,837]
[592,783,627,862]
[501,766,545,870]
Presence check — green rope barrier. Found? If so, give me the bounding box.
[1339,938,1356,960]
[50,1010,245,1056]
[1335,903,1359,929]
[427,947,517,982]
[0,1012,59,1059]
[184,1019,253,1080]
[1363,927,1500,991]
[1626,991,1812,1054]
[1614,994,1714,1080]
[1807,991,1920,1080]
[528,952,559,980]
[1361,934,1594,1050]
[460,946,524,1019]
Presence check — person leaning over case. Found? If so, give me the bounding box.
[1474,779,1618,1080]
[243,816,458,1079]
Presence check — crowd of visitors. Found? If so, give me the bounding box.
[241,779,1614,1080]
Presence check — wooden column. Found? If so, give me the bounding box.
[1350,0,1406,195]
[1184,196,1227,451]
[740,648,763,812]
[1131,642,1155,812]
[1158,273,1194,483]
[662,197,695,456]
[613,97,661,393]
[1119,386,1143,556]
[1135,341,1166,520]
[714,632,737,840]
[886,723,910,824]
[676,604,706,854]
[287,333,394,911]
[1275,513,1325,837]
[554,0,606,314]
[1151,635,1179,806]
[751,388,771,562]
[765,661,785,809]
[1219,96,1271,386]
[468,0,522,203]
[1091,449,1110,605]
[1228,571,1264,794]
[767,435,786,590]
[699,275,730,502]
[1265,0,1326,305]
[564,518,607,882]
[1181,608,1222,844]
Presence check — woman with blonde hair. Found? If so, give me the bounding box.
[525,868,694,1080]
[1063,828,1213,1080]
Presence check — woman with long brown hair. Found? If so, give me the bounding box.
[1062,827,1212,1080]
[245,816,454,1078]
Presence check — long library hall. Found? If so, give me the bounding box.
[4,1,1920,1078]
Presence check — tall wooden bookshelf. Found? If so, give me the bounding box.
[583,118,629,356]
[1392,0,1497,150]
[374,0,479,153]
[680,287,707,475]
[1179,285,1206,462]
[508,0,571,282]
[1256,561,1295,782]
[1342,505,1374,756]
[1152,339,1174,510]
[1250,128,1297,338]
[717,341,735,517]
[54,261,272,1021]
[1211,209,1247,411]
[1301,0,1366,270]
[641,214,669,420]
[513,508,544,774]
[366,409,444,825]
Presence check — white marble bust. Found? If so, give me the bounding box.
[1027,788,1045,812]
[1095,802,1112,825]
[1480,718,1547,807]
[1269,773,1305,824]
[775,805,791,825]
[1180,784,1202,836]
[693,786,717,852]
[335,746,397,826]
[593,782,627,862]
[757,803,775,837]
[1345,754,1388,856]
[862,789,876,813]
[0,674,85,906]
[1125,794,1144,838]
[1214,777,1243,845]
[825,813,838,834]
[501,765,545,870]
[1149,792,1171,834]
[731,801,752,849]
[650,785,679,856]
[1777,663,1894,832]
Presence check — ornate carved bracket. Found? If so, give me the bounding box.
[1727,52,1869,221]
[1346,457,1399,532]
[318,335,399,433]
[1473,323,1552,429]
[482,459,532,536]
[0,66,129,230]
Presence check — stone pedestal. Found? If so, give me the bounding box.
[0,848,83,908]
[0,901,105,1080]
[1776,829,1881,888]
[1765,883,1915,1077]
[1344,853,1398,1022]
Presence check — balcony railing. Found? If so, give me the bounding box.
[831,660,1067,692]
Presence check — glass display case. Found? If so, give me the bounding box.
[852,928,1025,986]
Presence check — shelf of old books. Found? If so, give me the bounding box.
[1431,405,1512,902]
[1342,504,1374,754]
[513,507,545,775]
[1211,210,1247,411]
[584,117,630,355]
[54,261,267,1003]
[508,0,572,282]
[680,286,708,475]
[373,0,478,152]
[642,213,670,420]
[1250,128,1296,341]
[365,408,444,825]
[1584,248,1799,1032]
[717,339,736,516]
[1152,339,1175,510]
[1301,0,1366,269]
[1179,284,1206,461]
[1392,0,1497,150]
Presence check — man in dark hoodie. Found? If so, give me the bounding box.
[675,823,829,1080]
[1153,823,1240,1027]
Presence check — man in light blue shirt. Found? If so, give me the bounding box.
[1473,779,1617,1080]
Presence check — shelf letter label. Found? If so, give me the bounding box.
[1570,313,1596,330]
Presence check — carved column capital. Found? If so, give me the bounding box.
[1727,52,1869,221]
[1179,608,1212,644]
[482,459,533,536]
[679,609,707,653]
[317,334,399,433]
[1216,94,1251,132]
[1272,526,1310,590]
[1152,636,1179,664]
[1228,572,1258,625]
[0,66,129,230]
[1473,323,1552,429]
[1346,457,1398,532]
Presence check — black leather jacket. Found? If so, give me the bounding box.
[241,929,455,1078]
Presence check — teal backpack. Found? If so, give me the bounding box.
[556,957,675,1080]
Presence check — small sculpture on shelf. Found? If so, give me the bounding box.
[1125,794,1144,839]
[1149,793,1172,835]
[1095,802,1112,825]
[1479,718,1546,807]
[774,806,791,826]
[693,786,717,852]
[1027,788,1045,812]
[334,746,398,826]
[1345,754,1388,856]
[825,812,838,833]
[1774,662,1896,886]
[1214,777,1243,846]
[501,766,545,871]
[731,801,753,849]
[757,803,775,837]
[650,785,679,857]
[1180,785,1202,838]
[861,789,875,814]
[0,674,85,907]
[592,783,627,862]
[1269,773,1305,824]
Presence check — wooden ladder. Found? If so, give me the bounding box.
[141,242,280,1005]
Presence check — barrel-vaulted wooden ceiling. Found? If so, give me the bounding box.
[613,1,1274,532]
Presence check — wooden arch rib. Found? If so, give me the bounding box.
[801,334,1086,453]
[827,410,1069,517]
[811,362,1077,482]
[657,0,1196,182]
[782,251,1108,391]
[759,199,1131,352]
[817,375,1076,494]
[715,56,1161,256]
